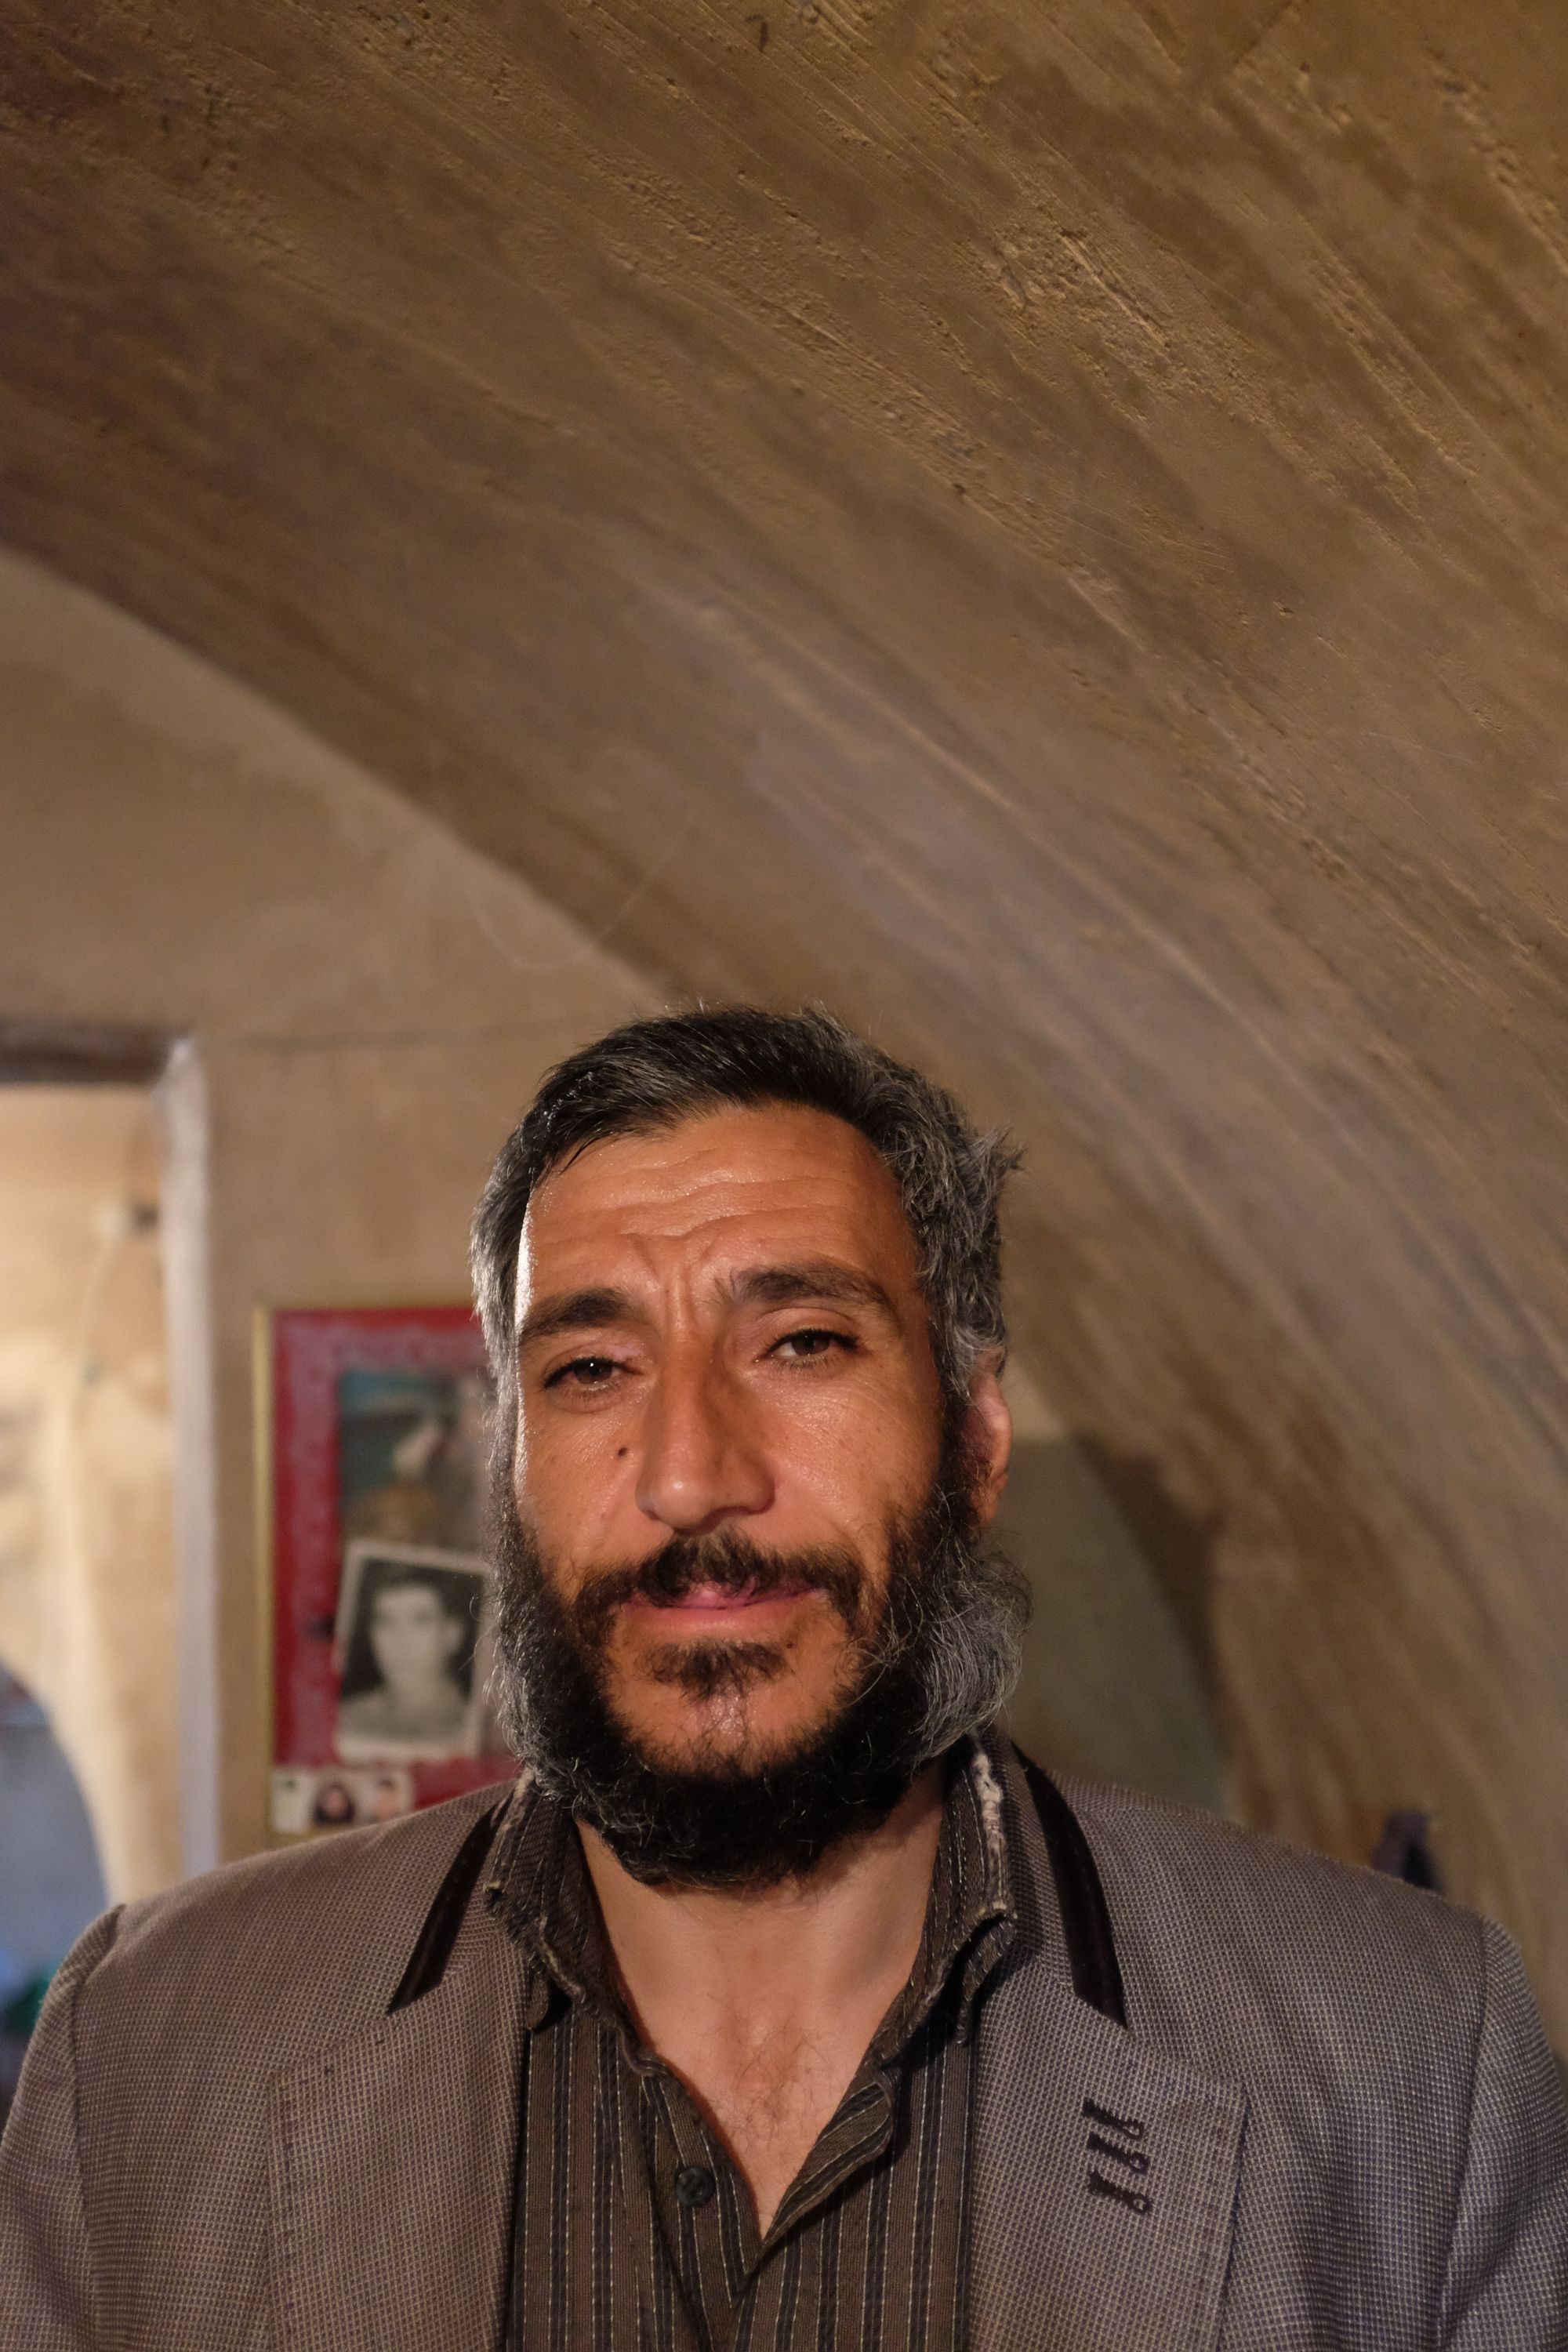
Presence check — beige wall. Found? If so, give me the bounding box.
[0,1088,174,1899]
[0,547,648,1867]
[997,1368,1218,1809]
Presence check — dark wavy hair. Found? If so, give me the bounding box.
[471,1005,1018,1451]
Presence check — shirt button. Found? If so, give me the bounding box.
[674,2164,716,2209]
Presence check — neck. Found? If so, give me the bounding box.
[577,1763,946,2230]
[579,1763,945,2016]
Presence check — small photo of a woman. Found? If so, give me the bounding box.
[310,1777,358,1830]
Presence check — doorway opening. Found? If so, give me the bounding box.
[0,1025,185,2095]
[0,1664,103,2122]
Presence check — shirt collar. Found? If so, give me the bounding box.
[877,1736,1015,2056]
[485,1737,1017,2046]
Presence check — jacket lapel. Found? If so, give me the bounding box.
[267,1889,530,2352]
[971,1747,1245,2351]
[263,1755,1241,2351]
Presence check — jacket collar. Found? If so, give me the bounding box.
[486,1744,1018,2052]
[968,1740,1246,2352]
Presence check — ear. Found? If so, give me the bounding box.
[962,1358,1013,1530]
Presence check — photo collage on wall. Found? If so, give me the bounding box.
[263,1305,514,1835]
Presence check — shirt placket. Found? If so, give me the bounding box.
[633,2052,757,2350]
[638,2054,906,2352]
[498,1744,1018,2352]
[761,2065,899,2251]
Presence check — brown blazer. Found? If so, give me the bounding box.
[2,1737,1565,2348]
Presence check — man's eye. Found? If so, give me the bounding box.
[544,1356,622,1391]
[771,1328,854,1363]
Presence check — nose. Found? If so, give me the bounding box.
[634,1345,774,1535]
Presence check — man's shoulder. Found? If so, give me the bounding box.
[1065,1769,1485,1958]
[1055,1768,1495,2061]
[74,1783,510,2067]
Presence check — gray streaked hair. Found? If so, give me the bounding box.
[471,1007,1019,1452]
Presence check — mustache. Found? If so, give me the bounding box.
[568,1527,870,1648]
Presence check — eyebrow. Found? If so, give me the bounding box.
[515,1286,642,1348]
[514,1261,898,1348]
[727,1260,898,1320]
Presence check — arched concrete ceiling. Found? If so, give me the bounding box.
[5,4,1567,2013]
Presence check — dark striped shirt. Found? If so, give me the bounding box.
[488,1742,1016,2352]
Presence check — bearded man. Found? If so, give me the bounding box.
[2,1008,1564,2350]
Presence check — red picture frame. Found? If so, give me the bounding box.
[260,1303,513,1833]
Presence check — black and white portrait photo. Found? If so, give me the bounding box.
[333,1541,488,1763]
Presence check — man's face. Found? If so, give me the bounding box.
[511,1105,994,1776]
[368,1583,463,1696]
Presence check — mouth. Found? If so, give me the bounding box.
[620,1580,815,1628]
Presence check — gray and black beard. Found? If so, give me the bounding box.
[485,1449,1029,1889]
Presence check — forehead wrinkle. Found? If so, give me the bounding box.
[526,1109,902,1232]
[515,1111,922,1332]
